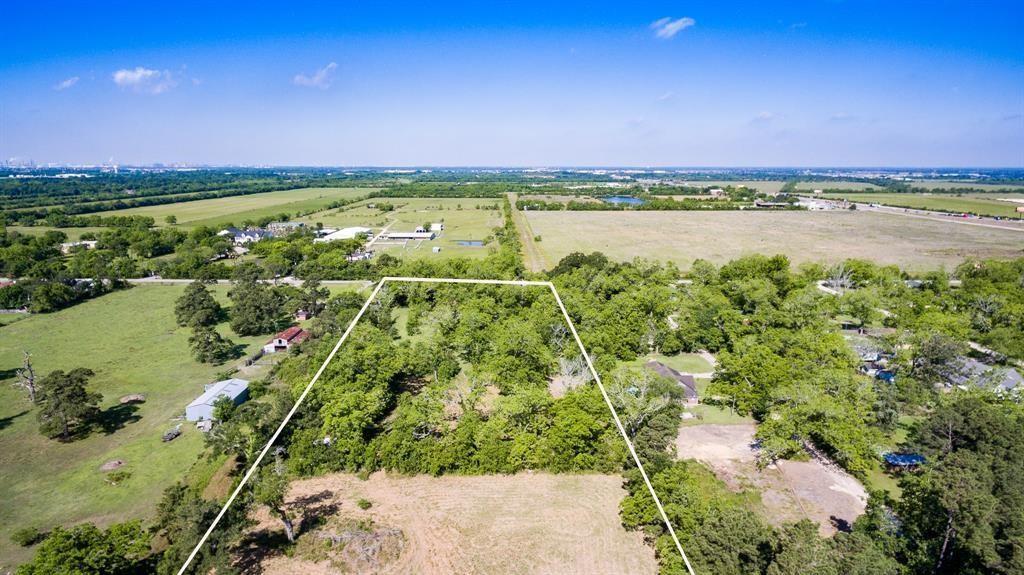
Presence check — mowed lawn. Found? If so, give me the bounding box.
[820,192,1024,218]
[299,197,505,259]
[0,285,267,567]
[100,187,373,228]
[525,209,1023,271]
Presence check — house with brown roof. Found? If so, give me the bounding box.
[646,359,699,405]
[263,326,309,353]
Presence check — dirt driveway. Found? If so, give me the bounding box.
[675,424,867,535]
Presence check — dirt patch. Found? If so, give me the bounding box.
[675,424,867,535]
[99,459,125,471]
[248,472,657,575]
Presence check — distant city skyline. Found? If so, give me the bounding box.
[2,1,1022,167]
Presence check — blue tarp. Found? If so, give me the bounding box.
[884,453,925,467]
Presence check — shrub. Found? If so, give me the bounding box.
[11,526,44,547]
[356,498,372,510]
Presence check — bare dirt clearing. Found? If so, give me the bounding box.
[525,209,1023,271]
[251,472,657,575]
[675,424,867,535]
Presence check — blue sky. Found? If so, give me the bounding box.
[1,1,1022,167]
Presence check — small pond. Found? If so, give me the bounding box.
[602,195,645,206]
[456,240,485,247]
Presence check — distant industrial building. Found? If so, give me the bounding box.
[185,378,249,421]
[381,230,435,241]
[267,221,305,234]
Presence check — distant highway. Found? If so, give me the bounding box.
[855,202,1024,232]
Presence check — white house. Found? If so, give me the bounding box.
[185,378,249,421]
[60,240,98,255]
[218,227,272,245]
[314,227,373,243]
[430,222,444,232]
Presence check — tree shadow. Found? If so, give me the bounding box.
[96,403,142,435]
[0,409,29,432]
[291,490,340,532]
[830,515,853,533]
[233,528,292,575]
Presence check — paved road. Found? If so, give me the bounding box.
[855,203,1024,232]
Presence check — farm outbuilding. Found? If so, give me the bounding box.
[264,326,309,353]
[185,378,249,421]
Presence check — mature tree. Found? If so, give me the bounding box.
[297,276,329,317]
[14,350,37,403]
[253,462,295,543]
[897,393,1023,574]
[908,333,968,388]
[174,280,222,328]
[36,368,101,440]
[188,326,236,364]
[606,367,674,438]
[228,265,285,336]
[16,521,149,575]
[164,215,177,225]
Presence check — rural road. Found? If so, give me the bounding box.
[856,203,1024,232]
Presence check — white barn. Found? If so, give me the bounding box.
[185,378,249,421]
[314,227,373,243]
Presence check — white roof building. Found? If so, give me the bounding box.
[185,378,249,422]
[314,227,373,243]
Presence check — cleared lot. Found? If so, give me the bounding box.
[525,209,1023,270]
[248,472,657,575]
[675,424,866,535]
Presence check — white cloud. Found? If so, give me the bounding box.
[829,112,859,122]
[650,17,695,39]
[751,111,777,124]
[54,76,79,91]
[112,67,177,94]
[293,62,337,89]
[657,91,674,102]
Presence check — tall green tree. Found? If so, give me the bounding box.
[175,280,222,328]
[16,521,149,575]
[36,368,102,440]
[188,326,236,364]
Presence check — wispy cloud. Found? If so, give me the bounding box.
[54,76,79,91]
[657,91,674,102]
[112,67,177,94]
[752,111,777,123]
[650,17,695,40]
[293,62,337,89]
[829,112,859,122]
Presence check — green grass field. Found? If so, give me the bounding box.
[820,192,1024,218]
[524,209,1023,271]
[300,197,505,260]
[100,187,374,228]
[5,226,108,242]
[794,181,884,191]
[0,285,268,567]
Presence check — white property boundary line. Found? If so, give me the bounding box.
[179,276,697,575]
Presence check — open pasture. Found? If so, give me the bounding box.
[0,285,267,566]
[248,472,657,575]
[100,187,372,228]
[300,197,504,260]
[819,191,1024,218]
[524,209,1023,271]
[794,181,884,191]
